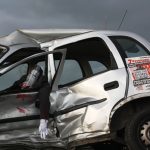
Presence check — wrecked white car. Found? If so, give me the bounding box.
[0,29,150,150]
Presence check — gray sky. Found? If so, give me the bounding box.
[0,0,150,40]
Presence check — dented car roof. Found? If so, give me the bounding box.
[0,29,146,47]
[0,29,92,46]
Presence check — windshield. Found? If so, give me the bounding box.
[0,45,8,59]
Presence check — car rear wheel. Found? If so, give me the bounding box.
[125,108,150,150]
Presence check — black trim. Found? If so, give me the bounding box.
[0,115,40,124]
[53,98,107,117]
[109,36,127,66]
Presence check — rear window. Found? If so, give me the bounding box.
[109,36,150,58]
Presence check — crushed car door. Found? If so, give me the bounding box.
[0,50,65,143]
[49,34,127,140]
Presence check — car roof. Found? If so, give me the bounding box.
[0,29,141,48]
[0,29,92,47]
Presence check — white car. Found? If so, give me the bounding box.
[0,29,150,150]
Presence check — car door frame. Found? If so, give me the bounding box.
[49,32,126,93]
[0,49,67,123]
[46,32,128,141]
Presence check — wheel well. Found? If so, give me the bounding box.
[110,97,150,142]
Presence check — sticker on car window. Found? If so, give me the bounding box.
[126,56,150,91]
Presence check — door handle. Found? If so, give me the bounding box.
[104,81,119,91]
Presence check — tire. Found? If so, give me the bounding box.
[125,108,150,150]
[76,146,95,150]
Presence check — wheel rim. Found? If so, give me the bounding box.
[140,121,150,146]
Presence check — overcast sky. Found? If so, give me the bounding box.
[0,0,150,40]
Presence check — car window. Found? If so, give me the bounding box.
[58,59,83,86]
[37,61,45,75]
[0,53,48,92]
[89,61,107,74]
[55,37,117,88]
[0,63,28,91]
[110,36,149,58]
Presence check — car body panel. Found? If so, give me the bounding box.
[50,68,127,141]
